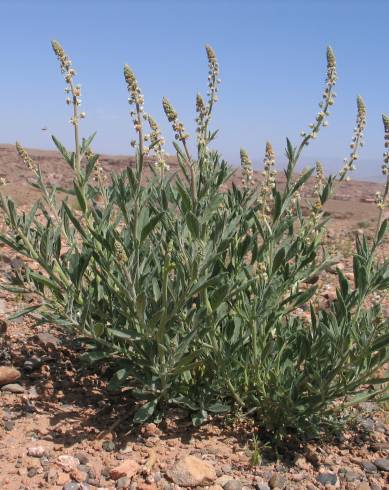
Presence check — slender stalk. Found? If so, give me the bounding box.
[181,138,196,204]
[69,79,81,178]
[373,177,389,242]
[135,101,144,177]
[294,83,335,172]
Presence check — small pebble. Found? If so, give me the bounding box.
[115,453,127,460]
[355,483,371,490]
[23,356,41,371]
[102,440,115,452]
[40,457,50,468]
[254,480,270,490]
[374,458,389,472]
[153,471,161,483]
[269,474,287,489]
[360,461,377,473]
[63,482,81,490]
[344,471,362,482]
[88,479,101,487]
[116,476,132,489]
[359,418,375,433]
[101,466,111,478]
[224,480,243,490]
[28,446,46,458]
[4,420,14,431]
[75,452,89,465]
[28,467,37,477]
[317,472,337,485]
[46,468,58,484]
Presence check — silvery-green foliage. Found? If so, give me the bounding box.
[0,42,388,438]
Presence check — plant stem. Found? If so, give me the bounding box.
[181,138,196,204]
[69,80,81,178]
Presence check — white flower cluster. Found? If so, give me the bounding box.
[124,64,145,139]
[162,96,188,142]
[308,161,325,232]
[16,142,37,172]
[196,46,221,147]
[339,96,366,180]
[240,148,253,188]
[148,115,169,174]
[51,40,85,125]
[375,191,385,210]
[300,47,337,145]
[195,93,208,146]
[258,142,277,215]
[205,45,220,105]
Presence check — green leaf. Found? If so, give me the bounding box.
[192,410,208,426]
[107,328,135,340]
[107,367,132,392]
[210,284,229,310]
[93,323,105,337]
[286,138,295,162]
[272,247,286,274]
[292,168,314,194]
[186,211,200,238]
[29,271,62,293]
[8,304,41,320]
[52,135,73,167]
[63,202,89,239]
[133,399,158,424]
[74,181,87,213]
[176,181,192,212]
[141,213,162,242]
[85,154,100,181]
[337,268,349,297]
[81,349,108,363]
[207,402,230,413]
[81,132,97,155]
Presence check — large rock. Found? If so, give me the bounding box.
[168,455,216,487]
[110,459,140,480]
[0,366,21,385]
[1,383,24,393]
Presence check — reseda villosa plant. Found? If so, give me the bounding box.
[0,41,388,438]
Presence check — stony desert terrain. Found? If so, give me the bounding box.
[0,144,388,490]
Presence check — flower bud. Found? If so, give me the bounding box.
[16,142,37,172]
[162,97,177,122]
[205,44,217,64]
[383,114,389,134]
[326,46,336,69]
[124,64,138,94]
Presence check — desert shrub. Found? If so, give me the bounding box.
[0,41,388,439]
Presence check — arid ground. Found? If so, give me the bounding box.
[0,145,388,490]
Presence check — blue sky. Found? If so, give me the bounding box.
[1,0,389,179]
